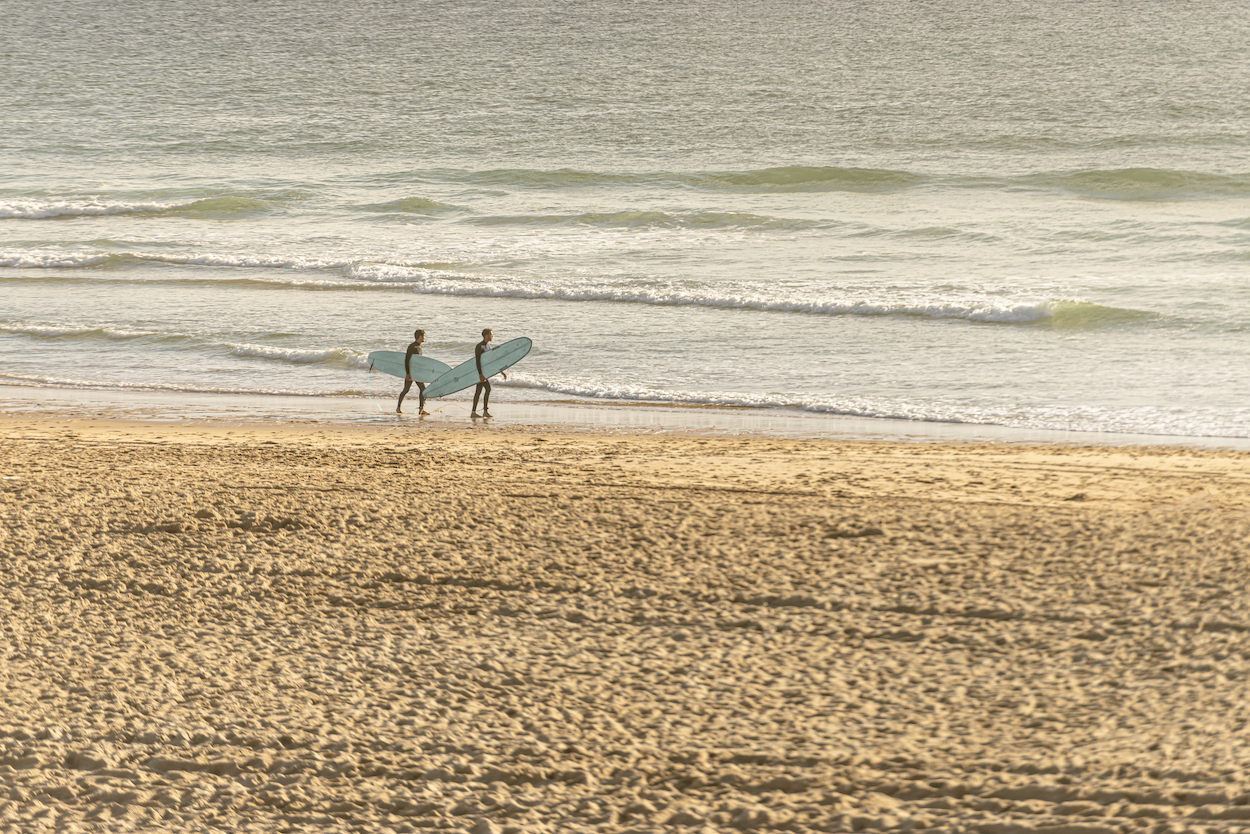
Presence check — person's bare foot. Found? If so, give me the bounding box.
[471,412,481,418]
[481,410,492,418]
[396,409,403,414]
[419,410,430,416]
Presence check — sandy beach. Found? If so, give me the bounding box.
[1,416,1248,833]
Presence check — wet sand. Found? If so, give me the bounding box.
[2,417,1249,832]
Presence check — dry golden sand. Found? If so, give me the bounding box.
[1,417,1249,833]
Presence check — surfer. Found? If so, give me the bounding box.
[397,329,430,416]
[471,327,507,418]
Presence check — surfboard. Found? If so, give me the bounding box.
[366,351,451,383]
[422,337,532,399]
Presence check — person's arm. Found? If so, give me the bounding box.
[476,345,486,382]
[404,346,414,380]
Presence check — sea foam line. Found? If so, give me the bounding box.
[226,342,372,369]
[0,323,162,340]
[0,247,355,271]
[0,198,179,219]
[0,320,375,370]
[506,375,1250,439]
[1,245,1145,326]
[0,373,343,398]
[383,273,1138,326]
[0,195,279,220]
[506,374,968,420]
[3,369,1246,439]
[0,246,1070,326]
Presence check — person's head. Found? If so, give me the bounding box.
[482,328,493,341]
[414,329,425,342]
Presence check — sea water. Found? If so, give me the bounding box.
[3,0,1249,439]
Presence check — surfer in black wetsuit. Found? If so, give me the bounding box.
[397,329,429,416]
[471,327,506,419]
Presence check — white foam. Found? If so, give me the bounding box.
[3,365,1246,438]
[226,342,371,369]
[346,262,438,282]
[173,253,350,270]
[0,240,1100,327]
[506,375,1250,439]
[0,251,114,268]
[390,275,1060,323]
[0,245,353,272]
[0,198,181,219]
[0,372,339,398]
[0,323,159,339]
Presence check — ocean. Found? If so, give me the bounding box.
[3,0,1249,440]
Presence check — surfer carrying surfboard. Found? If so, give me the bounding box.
[397,329,430,416]
[471,328,507,419]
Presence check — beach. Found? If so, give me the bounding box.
[2,416,1248,832]
[6,1,1250,829]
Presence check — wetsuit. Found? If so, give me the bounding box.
[397,340,425,413]
[471,338,492,413]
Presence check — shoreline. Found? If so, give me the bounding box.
[2,416,1249,831]
[3,383,1249,451]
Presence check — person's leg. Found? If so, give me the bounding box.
[397,378,413,412]
[481,380,492,415]
[472,382,484,414]
[417,382,427,414]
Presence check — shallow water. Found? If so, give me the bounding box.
[3,0,1249,439]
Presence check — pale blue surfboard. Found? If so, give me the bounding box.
[422,337,532,399]
[367,351,451,383]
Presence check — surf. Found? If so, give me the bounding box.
[0,194,289,220]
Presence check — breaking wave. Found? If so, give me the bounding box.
[366,272,1151,328]
[0,324,163,340]
[0,195,280,220]
[1,322,373,370]
[0,249,1156,328]
[226,343,371,369]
